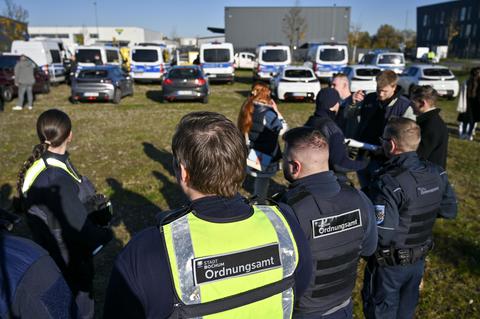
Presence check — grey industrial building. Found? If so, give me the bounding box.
[225,7,350,50]
[417,0,480,58]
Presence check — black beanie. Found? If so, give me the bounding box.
[315,88,340,112]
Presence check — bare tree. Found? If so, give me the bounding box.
[282,4,307,50]
[447,13,459,51]
[3,0,28,22]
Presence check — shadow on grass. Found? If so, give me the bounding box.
[143,142,175,176]
[235,90,251,98]
[234,75,253,85]
[142,142,187,209]
[432,231,480,276]
[106,178,162,234]
[146,90,163,103]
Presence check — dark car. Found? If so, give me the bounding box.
[70,65,133,104]
[0,54,50,101]
[162,65,209,103]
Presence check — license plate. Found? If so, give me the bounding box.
[84,92,99,97]
[177,90,193,95]
[293,92,307,97]
[208,74,217,78]
[437,90,447,95]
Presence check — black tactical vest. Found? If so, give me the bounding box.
[387,168,443,249]
[285,184,367,314]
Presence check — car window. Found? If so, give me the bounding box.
[106,50,119,63]
[408,68,418,76]
[261,49,288,62]
[169,68,201,79]
[356,68,381,76]
[203,49,230,63]
[284,69,314,78]
[132,49,159,62]
[76,49,102,63]
[0,56,19,69]
[50,50,62,63]
[378,54,404,65]
[78,70,109,78]
[361,54,376,65]
[319,48,345,62]
[423,68,453,77]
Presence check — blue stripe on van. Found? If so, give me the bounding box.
[202,63,232,68]
[259,64,284,73]
[132,65,161,73]
[316,64,346,72]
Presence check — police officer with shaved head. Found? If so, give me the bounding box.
[362,117,457,319]
[279,126,378,319]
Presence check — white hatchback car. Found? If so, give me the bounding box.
[341,65,381,93]
[398,64,459,99]
[270,66,320,102]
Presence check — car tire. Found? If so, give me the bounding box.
[69,96,79,104]
[42,82,50,94]
[2,86,14,101]
[202,96,209,104]
[113,88,122,104]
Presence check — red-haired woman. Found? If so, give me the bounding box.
[238,82,288,203]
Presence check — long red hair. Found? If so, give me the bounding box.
[237,82,272,135]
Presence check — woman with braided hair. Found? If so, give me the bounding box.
[17,109,112,319]
[238,82,288,203]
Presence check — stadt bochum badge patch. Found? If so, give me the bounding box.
[374,205,385,225]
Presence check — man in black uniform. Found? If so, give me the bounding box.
[279,126,377,319]
[362,117,457,319]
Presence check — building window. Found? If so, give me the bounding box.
[427,28,432,41]
[467,6,472,20]
[460,7,466,21]
[440,11,445,25]
[423,14,428,26]
[473,24,478,38]
[466,24,472,37]
[30,33,69,39]
[89,33,98,39]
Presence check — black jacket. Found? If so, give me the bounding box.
[416,108,449,168]
[305,105,367,172]
[354,88,414,145]
[24,151,113,293]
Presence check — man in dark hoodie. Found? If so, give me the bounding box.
[305,88,367,174]
[410,85,449,168]
[350,70,416,188]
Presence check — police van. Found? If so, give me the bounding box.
[199,42,235,83]
[75,46,122,70]
[304,43,348,81]
[254,44,291,80]
[129,44,168,82]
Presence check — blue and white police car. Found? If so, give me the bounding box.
[130,44,168,82]
[199,42,235,83]
[304,43,348,82]
[254,44,291,81]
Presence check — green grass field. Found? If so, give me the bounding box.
[0,70,478,318]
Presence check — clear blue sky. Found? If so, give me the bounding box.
[15,0,445,37]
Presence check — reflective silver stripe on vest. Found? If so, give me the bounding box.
[169,214,202,309]
[256,205,297,278]
[282,288,294,319]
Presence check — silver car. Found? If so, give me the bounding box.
[70,65,133,104]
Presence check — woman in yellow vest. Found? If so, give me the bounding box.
[17,109,113,319]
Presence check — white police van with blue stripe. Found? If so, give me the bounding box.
[130,44,168,82]
[305,43,348,82]
[254,44,291,80]
[200,42,235,83]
